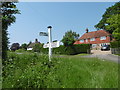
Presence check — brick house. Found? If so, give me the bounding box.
[74,29,112,49]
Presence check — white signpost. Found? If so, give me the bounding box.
[48,26,52,61]
[43,41,60,48]
[40,26,60,61]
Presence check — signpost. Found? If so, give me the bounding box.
[39,32,48,36]
[43,41,60,48]
[39,26,60,61]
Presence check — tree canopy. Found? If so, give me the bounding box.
[10,43,20,51]
[1,2,20,62]
[94,2,120,41]
[21,43,28,50]
[61,30,79,46]
[95,2,120,32]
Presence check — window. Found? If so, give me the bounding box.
[80,39,84,43]
[92,44,97,48]
[90,38,95,41]
[100,36,106,40]
[86,39,88,42]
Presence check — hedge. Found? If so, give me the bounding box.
[110,41,120,48]
[110,41,120,54]
[40,44,90,55]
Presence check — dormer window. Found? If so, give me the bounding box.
[100,36,106,40]
[80,39,84,43]
[90,38,95,41]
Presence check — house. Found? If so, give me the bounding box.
[27,39,41,50]
[74,29,112,49]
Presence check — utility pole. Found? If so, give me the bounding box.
[47,26,52,61]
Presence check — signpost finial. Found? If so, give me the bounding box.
[47,26,52,29]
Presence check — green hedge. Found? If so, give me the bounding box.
[110,41,120,48]
[34,44,90,55]
[53,44,90,55]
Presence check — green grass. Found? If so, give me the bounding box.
[115,54,120,56]
[2,51,118,88]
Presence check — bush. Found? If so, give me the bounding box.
[110,41,120,48]
[74,44,90,54]
[15,49,26,52]
[32,44,90,55]
[53,44,90,55]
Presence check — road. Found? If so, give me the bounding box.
[81,50,120,63]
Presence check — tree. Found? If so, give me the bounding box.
[1,2,20,61]
[94,2,120,34]
[61,30,79,46]
[105,14,120,41]
[21,43,27,50]
[10,43,20,51]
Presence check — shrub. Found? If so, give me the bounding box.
[15,49,26,52]
[53,44,90,55]
[32,44,90,55]
[110,41,120,48]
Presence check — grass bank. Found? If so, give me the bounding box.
[2,52,118,88]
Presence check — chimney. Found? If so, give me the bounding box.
[86,28,89,33]
[35,38,38,43]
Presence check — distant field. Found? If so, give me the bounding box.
[2,51,118,88]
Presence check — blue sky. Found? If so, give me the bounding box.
[8,2,116,45]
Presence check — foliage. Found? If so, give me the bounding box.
[2,52,118,88]
[1,2,20,63]
[53,44,90,55]
[61,30,79,46]
[110,41,120,48]
[105,14,120,41]
[36,44,90,55]
[15,48,26,52]
[10,43,20,51]
[95,2,120,33]
[21,43,27,50]
[32,43,42,52]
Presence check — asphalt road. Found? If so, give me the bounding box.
[81,54,120,63]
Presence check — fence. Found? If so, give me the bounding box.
[111,47,120,54]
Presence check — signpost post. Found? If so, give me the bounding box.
[40,26,60,61]
[47,26,52,61]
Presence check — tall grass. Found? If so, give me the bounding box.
[2,52,118,88]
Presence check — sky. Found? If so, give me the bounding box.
[8,2,116,45]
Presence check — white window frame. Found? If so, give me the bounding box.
[100,36,106,40]
[80,39,84,43]
[90,38,95,41]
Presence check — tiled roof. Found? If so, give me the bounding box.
[79,30,111,40]
[28,42,41,48]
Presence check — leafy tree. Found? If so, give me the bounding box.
[1,2,20,62]
[61,30,79,46]
[10,43,20,51]
[94,2,120,34]
[21,43,27,50]
[105,14,120,41]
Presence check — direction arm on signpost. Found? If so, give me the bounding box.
[39,32,48,36]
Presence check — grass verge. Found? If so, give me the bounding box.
[2,52,118,88]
